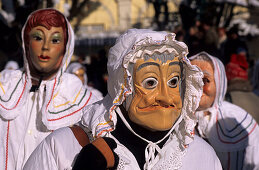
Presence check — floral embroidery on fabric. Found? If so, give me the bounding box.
[152,134,187,170]
[117,158,126,170]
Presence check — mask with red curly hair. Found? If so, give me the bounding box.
[23,8,68,58]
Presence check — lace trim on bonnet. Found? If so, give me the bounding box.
[101,32,202,146]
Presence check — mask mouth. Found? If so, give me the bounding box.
[138,104,176,111]
[117,105,183,142]
[38,55,51,60]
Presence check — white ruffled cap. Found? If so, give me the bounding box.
[82,29,203,169]
[107,29,203,145]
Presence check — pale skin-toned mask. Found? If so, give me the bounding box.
[28,26,65,80]
[191,60,216,111]
[74,68,85,84]
[128,56,182,131]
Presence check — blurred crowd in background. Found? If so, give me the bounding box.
[0,0,259,111]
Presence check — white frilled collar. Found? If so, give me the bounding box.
[0,70,96,130]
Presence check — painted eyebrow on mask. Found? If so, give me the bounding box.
[137,62,160,72]
[203,70,212,76]
[52,31,62,35]
[169,61,180,66]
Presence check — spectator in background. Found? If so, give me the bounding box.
[190,51,259,170]
[179,0,197,34]
[150,0,169,30]
[222,25,248,65]
[66,62,103,100]
[0,0,15,25]
[175,25,185,42]
[225,48,259,123]
[4,60,19,70]
[87,49,108,96]
[217,27,227,49]
[226,47,249,82]
[217,27,227,63]
[186,20,203,56]
[200,18,219,57]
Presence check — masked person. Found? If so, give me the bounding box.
[189,52,259,170]
[4,60,19,70]
[24,29,222,170]
[0,9,97,169]
[66,62,103,100]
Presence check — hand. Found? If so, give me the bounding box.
[73,137,119,170]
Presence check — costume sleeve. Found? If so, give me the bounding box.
[23,138,58,170]
[181,135,223,170]
[217,145,259,170]
[23,127,82,170]
[243,145,259,170]
[215,129,259,170]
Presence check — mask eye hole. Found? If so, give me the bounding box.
[52,38,61,44]
[32,35,42,41]
[167,76,179,88]
[142,77,158,89]
[202,77,210,85]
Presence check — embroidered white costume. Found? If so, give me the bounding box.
[0,9,97,170]
[190,52,259,170]
[24,29,222,170]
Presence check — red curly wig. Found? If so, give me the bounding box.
[23,9,68,55]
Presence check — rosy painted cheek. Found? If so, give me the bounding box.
[54,46,62,51]
[51,46,62,55]
[203,85,210,95]
[52,45,64,57]
[30,42,40,52]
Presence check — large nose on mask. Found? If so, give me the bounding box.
[42,40,49,51]
[155,78,174,107]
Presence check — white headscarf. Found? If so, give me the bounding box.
[66,62,88,85]
[4,61,19,70]
[81,29,203,169]
[0,8,93,130]
[189,52,259,152]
